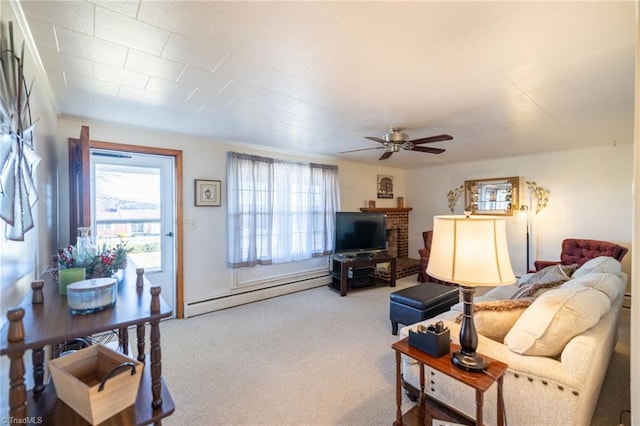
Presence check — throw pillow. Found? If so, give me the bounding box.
[454,299,533,343]
[511,280,565,299]
[523,264,579,286]
[504,287,611,357]
[573,256,622,278]
[561,272,625,303]
[511,264,578,299]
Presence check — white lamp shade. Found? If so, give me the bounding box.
[427,215,516,287]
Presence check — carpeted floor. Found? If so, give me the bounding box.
[160,274,630,425]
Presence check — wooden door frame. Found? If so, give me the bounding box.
[68,126,185,318]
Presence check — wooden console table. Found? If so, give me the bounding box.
[392,338,507,425]
[0,265,175,425]
[330,254,396,296]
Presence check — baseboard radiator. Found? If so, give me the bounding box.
[184,266,331,317]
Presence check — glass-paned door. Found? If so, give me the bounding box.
[90,149,176,312]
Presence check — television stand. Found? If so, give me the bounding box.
[330,255,396,296]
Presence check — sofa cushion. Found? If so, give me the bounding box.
[561,272,625,303]
[510,263,577,299]
[454,299,533,343]
[524,263,579,284]
[572,256,622,278]
[504,287,611,356]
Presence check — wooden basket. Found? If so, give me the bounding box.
[48,344,143,425]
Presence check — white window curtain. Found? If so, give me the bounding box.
[226,152,340,268]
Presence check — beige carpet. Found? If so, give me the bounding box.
[160,274,630,426]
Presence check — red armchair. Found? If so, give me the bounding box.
[417,231,433,282]
[534,238,628,271]
[417,231,455,285]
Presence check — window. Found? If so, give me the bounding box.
[226,152,340,268]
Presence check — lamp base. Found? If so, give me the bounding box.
[451,350,487,373]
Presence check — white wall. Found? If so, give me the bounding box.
[406,143,633,278]
[57,118,407,314]
[56,119,633,311]
[0,3,59,323]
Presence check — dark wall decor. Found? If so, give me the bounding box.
[0,22,40,240]
[195,179,221,206]
[377,174,393,199]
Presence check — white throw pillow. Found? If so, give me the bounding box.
[561,272,625,302]
[504,287,610,357]
[573,256,622,278]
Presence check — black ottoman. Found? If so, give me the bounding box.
[389,283,459,335]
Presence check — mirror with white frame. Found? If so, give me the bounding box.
[464,177,520,216]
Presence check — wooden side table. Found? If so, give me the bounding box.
[392,338,507,426]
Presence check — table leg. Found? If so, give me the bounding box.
[395,350,402,425]
[340,262,348,296]
[475,389,483,426]
[8,351,26,418]
[390,258,396,287]
[497,375,504,426]
[137,323,146,362]
[32,346,45,396]
[119,327,129,355]
[150,286,163,409]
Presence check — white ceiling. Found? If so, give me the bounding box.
[16,1,637,168]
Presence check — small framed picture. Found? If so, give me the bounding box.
[195,179,221,207]
[377,174,394,199]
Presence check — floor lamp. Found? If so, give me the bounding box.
[519,205,530,272]
[427,214,516,372]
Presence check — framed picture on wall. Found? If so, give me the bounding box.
[377,174,393,199]
[195,179,221,206]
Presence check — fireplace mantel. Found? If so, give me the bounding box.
[359,207,412,213]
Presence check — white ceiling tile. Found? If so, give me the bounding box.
[220,81,299,110]
[161,34,227,72]
[224,99,293,123]
[118,86,166,105]
[188,87,234,109]
[38,48,94,78]
[137,1,216,42]
[20,0,636,167]
[90,1,140,18]
[94,62,148,89]
[125,50,186,81]
[145,77,195,99]
[55,26,128,67]
[65,73,119,97]
[20,1,95,35]
[22,18,58,52]
[162,96,205,114]
[95,6,169,55]
[214,56,306,95]
[178,67,230,92]
[286,102,350,127]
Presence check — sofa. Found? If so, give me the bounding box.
[399,256,627,425]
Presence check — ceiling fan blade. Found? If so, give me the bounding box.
[340,146,386,154]
[379,151,393,160]
[365,136,388,144]
[410,134,453,145]
[411,146,446,154]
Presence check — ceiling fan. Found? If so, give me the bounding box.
[341,127,453,160]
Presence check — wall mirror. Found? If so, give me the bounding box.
[464,177,520,216]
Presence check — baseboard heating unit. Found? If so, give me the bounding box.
[184,268,330,318]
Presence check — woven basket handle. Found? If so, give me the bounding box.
[98,362,137,392]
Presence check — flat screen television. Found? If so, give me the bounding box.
[334,212,387,255]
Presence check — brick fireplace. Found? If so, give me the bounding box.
[360,207,421,280]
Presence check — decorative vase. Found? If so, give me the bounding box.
[75,227,97,268]
[59,267,86,296]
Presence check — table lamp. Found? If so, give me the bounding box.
[427,214,516,373]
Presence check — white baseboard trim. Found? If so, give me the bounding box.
[184,275,331,317]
